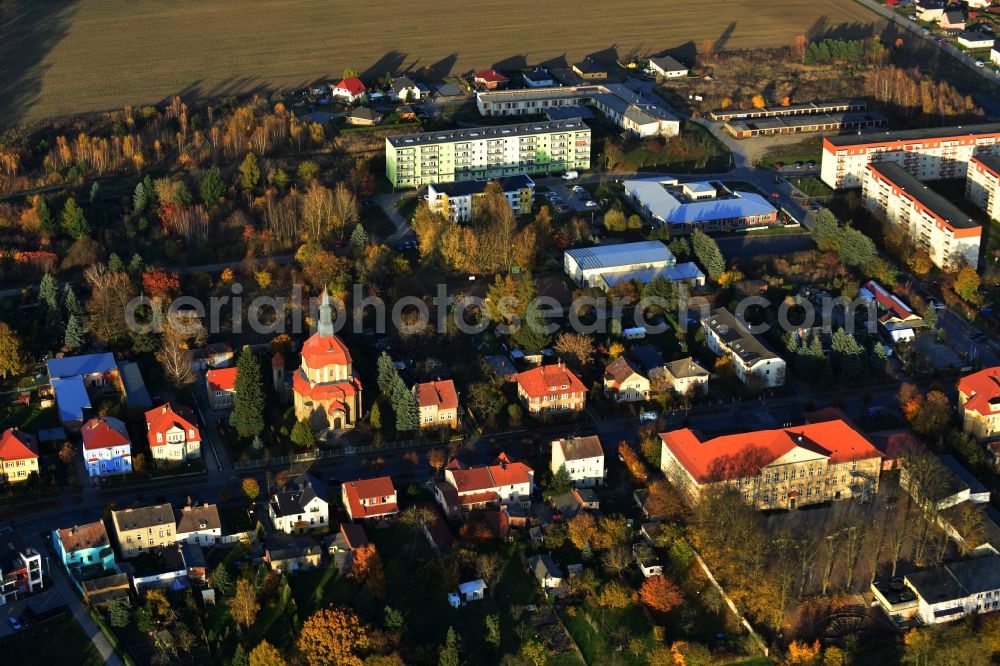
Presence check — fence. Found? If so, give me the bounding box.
[232,435,463,470]
[689,547,770,658]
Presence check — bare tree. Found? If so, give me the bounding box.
[476,552,504,599]
[601,545,633,579]
[330,183,359,240]
[157,311,205,389]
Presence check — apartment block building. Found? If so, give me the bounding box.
[551,436,606,488]
[862,162,982,270]
[515,363,588,414]
[110,504,176,558]
[965,154,1000,223]
[385,119,591,188]
[476,84,680,138]
[660,419,883,510]
[958,366,1000,442]
[702,308,786,388]
[426,175,534,223]
[820,123,1000,189]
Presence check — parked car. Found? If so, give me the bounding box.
[976,60,986,68]
[394,240,417,251]
[584,200,598,208]
[572,185,586,195]
[562,170,579,180]
[794,161,803,169]
[7,617,22,631]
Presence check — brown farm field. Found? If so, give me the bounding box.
[0,0,882,127]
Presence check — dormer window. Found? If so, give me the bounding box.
[156,433,162,442]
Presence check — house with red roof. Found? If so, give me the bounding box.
[959,366,1000,442]
[342,476,398,521]
[81,416,132,478]
[0,428,39,484]
[861,280,923,342]
[414,379,459,429]
[660,419,882,510]
[473,69,508,90]
[205,366,237,410]
[330,76,367,104]
[145,403,201,464]
[434,453,534,516]
[515,363,587,415]
[293,291,362,432]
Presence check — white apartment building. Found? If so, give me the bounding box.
[862,162,982,270]
[702,308,786,388]
[476,84,679,138]
[385,119,591,188]
[966,153,1000,223]
[820,123,1000,189]
[902,555,1000,624]
[551,436,606,488]
[425,175,534,222]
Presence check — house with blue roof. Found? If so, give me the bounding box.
[623,178,778,234]
[46,353,122,429]
[564,240,705,290]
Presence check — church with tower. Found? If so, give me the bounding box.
[292,291,362,431]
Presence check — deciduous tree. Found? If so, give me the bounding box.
[0,322,26,378]
[297,607,370,666]
[249,640,286,666]
[640,575,683,614]
[228,578,259,630]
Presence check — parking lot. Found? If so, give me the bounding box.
[545,182,600,216]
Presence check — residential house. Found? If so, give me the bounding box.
[916,0,946,21]
[435,453,533,515]
[940,8,967,30]
[327,523,369,573]
[901,555,1000,624]
[420,505,455,553]
[345,107,384,126]
[206,367,237,409]
[175,504,222,545]
[603,357,650,402]
[453,579,487,606]
[648,55,688,78]
[110,503,176,558]
[528,554,564,593]
[330,77,367,104]
[861,280,923,342]
[572,58,608,80]
[398,105,417,120]
[957,30,994,48]
[633,543,663,577]
[702,308,787,388]
[0,428,39,484]
[551,436,606,487]
[523,68,555,88]
[269,474,330,534]
[342,476,398,521]
[81,416,132,478]
[390,76,421,102]
[473,69,508,89]
[660,418,883,509]
[47,353,120,428]
[203,342,234,368]
[958,366,1000,441]
[414,379,459,429]
[515,363,588,415]
[264,534,322,572]
[0,530,43,605]
[52,521,116,578]
[145,403,201,464]
[662,358,710,396]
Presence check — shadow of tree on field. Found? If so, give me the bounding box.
[714,22,737,54]
[0,0,80,129]
[361,51,409,83]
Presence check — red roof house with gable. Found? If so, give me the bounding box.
[81,416,133,478]
[331,77,367,103]
[414,379,459,429]
[515,363,587,414]
[435,453,534,515]
[0,428,39,484]
[145,403,202,463]
[342,476,398,521]
[206,367,238,410]
[474,69,509,90]
[959,366,1000,441]
[659,419,882,509]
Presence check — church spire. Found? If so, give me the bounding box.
[318,289,334,338]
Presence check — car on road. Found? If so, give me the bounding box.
[556,204,570,213]
[773,161,784,169]
[977,60,986,68]
[770,191,781,200]
[571,185,586,195]
[394,240,417,251]
[807,160,816,168]
[908,14,917,20]
[584,200,598,208]
[562,170,579,180]
[7,617,22,631]
[794,161,803,169]
[362,197,379,207]
[921,28,930,34]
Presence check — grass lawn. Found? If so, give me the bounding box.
[623,121,732,173]
[758,136,823,169]
[560,600,656,666]
[787,175,833,198]
[0,614,104,666]
[0,403,58,432]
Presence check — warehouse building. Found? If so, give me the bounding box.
[723,111,886,139]
[385,119,591,188]
[862,162,982,270]
[819,123,1000,189]
[425,175,535,223]
[708,99,869,122]
[563,240,704,290]
[623,178,778,234]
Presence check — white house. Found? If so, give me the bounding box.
[145,403,201,464]
[175,504,222,546]
[268,475,330,534]
[450,579,487,606]
[330,77,367,104]
[390,76,421,102]
[957,31,994,50]
[528,554,564,593]
[633,543,664,577]
[648,55,688,78]
[551,436,606,488]
[523,68,555,88]
[702,308,786,388]
[81,416,132,478]
[860,280,923,343]
[903,555,1000,624]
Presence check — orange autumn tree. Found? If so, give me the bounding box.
[619,442,648,484]
[297,607,370,666]
[142,267,181,298]
[785,639,821,665]
[639,575,683,614]
[351,544,386,599]
[567,511,597,550]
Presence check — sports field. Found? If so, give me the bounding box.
[0,0,882,126]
